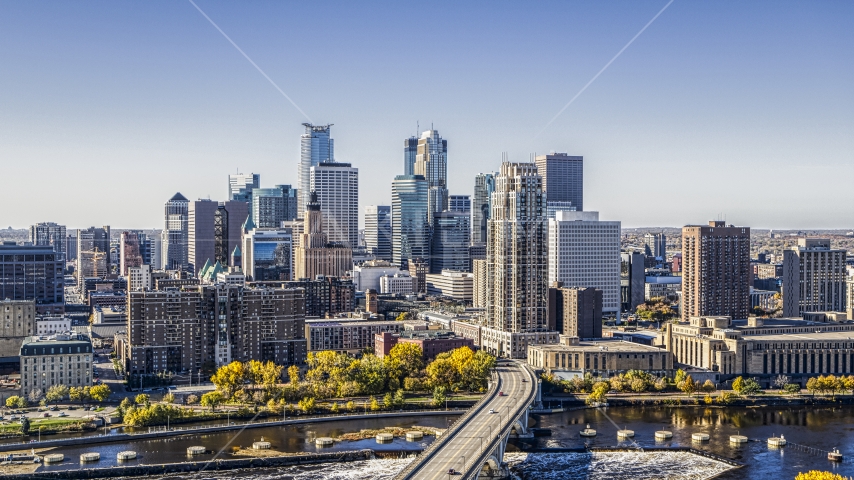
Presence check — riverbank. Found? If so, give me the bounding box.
[540,392,854,410]
[0,449,378,480]
[0,409,465,453]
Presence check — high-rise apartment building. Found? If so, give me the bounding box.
[681,221,751,322]
[472,173,496,244]
[188,200,248,275]
[644,232,667,259]
[77,226,111,290]
[228,173,261,203]
[535,152,583,211]
[483,162,554,358]
[449,195,471,213]
[298,123,334,215]
[487,161,549,332]
[294,193,352,280]
[310,161,359,247]
[282,276,355,318]
[243,228,293,281]
[414,129,448,226]
[430,211,470,273]
[126,284,306,375]
[162,192,189,271]
[782,238,847,317]
[548,211,621,315]
[0,244,65,314]
[391,175,430,269]
[364,205,392,262]
[252,185,299,228]
[29,223,66,255]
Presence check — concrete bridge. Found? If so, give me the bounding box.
[395,360,538,479]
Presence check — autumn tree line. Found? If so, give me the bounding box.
[202,344,496,412]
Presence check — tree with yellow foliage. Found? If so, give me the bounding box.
[794,471,847,480]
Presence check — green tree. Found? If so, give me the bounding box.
[45,384,69,403]
[784,383,801,395]
[740,378,762,396]
[352,354,387,394]
[200,391,224,412]
[431,386,447,407]
[135,393,151,406]
[383,392,394,410]
[393,389,406,408]
[674,369,687,385]
[20,417,30,435]
[89,384,111,402]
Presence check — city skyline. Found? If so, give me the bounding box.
[2,1,852,229]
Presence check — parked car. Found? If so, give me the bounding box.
[58,412,68,417]
[42,412,50,418]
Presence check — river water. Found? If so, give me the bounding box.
[19,405,854,479]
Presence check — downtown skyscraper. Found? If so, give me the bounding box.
[472,172,496,244]
[162,192,189,271]
[297,123,334,215]
[535,153,583,212]
[364,205,392,262]
[413,129,448,227]
[228,173,261,203]
[310,161,359,248]
[391,175,429,269]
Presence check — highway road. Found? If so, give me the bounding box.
[400,360,535,479]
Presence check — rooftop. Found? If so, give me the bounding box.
[529,339,666,353]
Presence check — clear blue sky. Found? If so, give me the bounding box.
[1,1,852,229]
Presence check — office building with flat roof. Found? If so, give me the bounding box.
[535,152,583,211]
[0,244,65,314]
[782,238,847,317]
[548,211,621,315]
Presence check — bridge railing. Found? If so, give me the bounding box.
[394,369,501,479]
[461,361,538,480]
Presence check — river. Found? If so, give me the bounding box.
[16,405,854,479]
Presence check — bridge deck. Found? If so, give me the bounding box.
[397,360,536,479]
